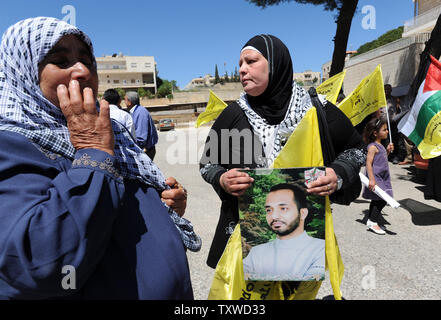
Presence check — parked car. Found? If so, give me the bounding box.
[157,118,175,131]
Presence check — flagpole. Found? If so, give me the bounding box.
[385,104,392,144]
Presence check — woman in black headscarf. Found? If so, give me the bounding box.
[200,34,366,269]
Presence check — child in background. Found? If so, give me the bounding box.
[362,117,394,235]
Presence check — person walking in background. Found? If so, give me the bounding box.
[362,117,394,235]
[125,91,158,160]
[103,89,136,138]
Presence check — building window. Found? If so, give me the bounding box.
[123,80,127,84]
[113,80,119,84]
[131,63,137,68]
[107,80,110,84]
[131,79,136,84]
[144,63,151,68]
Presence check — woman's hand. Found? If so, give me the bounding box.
[219,168,254,197]
[57,80,115,155]
[306,167,338,197]
[161,177,187,217]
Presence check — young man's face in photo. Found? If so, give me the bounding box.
[265,189,301,237]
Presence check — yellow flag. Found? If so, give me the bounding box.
[338,65,387,126]
[208,108,344,300]
[316,70,346,105]
[195,90,227,128]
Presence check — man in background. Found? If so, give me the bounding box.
[125,91,158,160]
[103,89,136,139]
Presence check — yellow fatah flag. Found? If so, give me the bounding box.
[195,90,227,128]
[338,65,387,126]
[316,70,346,105]
[208,108,344,300]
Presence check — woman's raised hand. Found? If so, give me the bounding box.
[57,80,115,155]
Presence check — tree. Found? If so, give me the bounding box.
[155,65,163,89]
[137,87,148,98]
[115,88,126,100]
[224,70,230,83]
[214,64,220,84]
[234,66,240,82]
[157,80,173,98]
[247,0,359,77]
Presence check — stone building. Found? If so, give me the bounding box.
[96,53,157,95]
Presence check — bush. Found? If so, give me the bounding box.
[354,26,404,56]
[137,87,148,98]
[157,80,172,98]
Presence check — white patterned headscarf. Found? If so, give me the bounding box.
[0,17,201,252]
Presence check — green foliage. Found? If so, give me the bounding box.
[247,0,342,12]
[137,87,148,98]
[224,71,230,83]
[214,64,220,84]
[157,80,173,98]
[146,90,154,99]
[353,26,404,56]
[115,88,126,100]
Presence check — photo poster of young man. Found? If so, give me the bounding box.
[239,167,326,282]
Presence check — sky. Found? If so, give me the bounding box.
[0,0,414,89]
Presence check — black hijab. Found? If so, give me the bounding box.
[242,34,293,125]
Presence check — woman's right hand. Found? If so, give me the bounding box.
[57,80,115,155]
[219,168,254,197]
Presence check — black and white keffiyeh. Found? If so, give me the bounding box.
[237,81,314,166]
[0,17,201,252]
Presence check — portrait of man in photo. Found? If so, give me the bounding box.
[242,183,325,281]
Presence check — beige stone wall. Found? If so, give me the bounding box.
[419,0,441,15]
[343,42,425,95]
[141,83,243,106]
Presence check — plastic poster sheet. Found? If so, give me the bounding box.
[239,167,326,282]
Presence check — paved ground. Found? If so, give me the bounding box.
[155,126,441,300]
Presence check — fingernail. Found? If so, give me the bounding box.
[57,84,66,90]
[70,80,79,87]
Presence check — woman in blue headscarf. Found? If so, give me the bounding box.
[0,17,200,299]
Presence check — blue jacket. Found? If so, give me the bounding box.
[0,131,192,300]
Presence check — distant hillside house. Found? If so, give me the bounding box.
[96,53,157,95]
[293,70,321,90]
[184,74,215,90]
